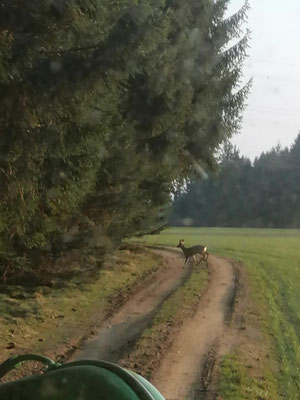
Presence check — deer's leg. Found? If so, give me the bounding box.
[199,253,205,264]
[183,257,188,268]
[205,252,209,264]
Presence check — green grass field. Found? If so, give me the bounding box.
[143,227,300,400]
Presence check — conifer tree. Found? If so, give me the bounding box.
[0,0,250,271]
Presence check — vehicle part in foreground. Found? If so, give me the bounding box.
[0,354,165,400]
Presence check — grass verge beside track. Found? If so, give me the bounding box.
[142,227,300,399]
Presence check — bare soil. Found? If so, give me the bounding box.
[75,249,251,400]
[152,255,237,400]
[74,249,193,362]
[2,247,258,399]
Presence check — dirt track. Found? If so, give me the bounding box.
[75,249,239,399]
[152,255,236,400]
[75,249,193,362]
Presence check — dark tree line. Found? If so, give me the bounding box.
[171,134,300,228]
[0,0,249,276]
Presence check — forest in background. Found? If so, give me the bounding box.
[0,1,249,280]
[171,134,300,228]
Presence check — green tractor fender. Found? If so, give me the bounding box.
[0,355,165,400]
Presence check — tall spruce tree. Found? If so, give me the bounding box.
[0,0,249,273]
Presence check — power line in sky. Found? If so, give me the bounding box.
[245,110,300,119]
[246,105,300,118]
[248,105,300,113]
[249,73,300,85]
[246,57,300,70]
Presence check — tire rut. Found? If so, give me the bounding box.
[74,249,192,362]
[152,255,237,400]
[72,249,240,400]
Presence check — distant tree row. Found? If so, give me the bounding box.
[171,134,300,228]
[0,0,249,277]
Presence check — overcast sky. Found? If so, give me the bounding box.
[227,0,300,160]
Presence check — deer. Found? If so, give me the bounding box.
[177,239,209,267]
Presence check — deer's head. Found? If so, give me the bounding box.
[177,239,184,248]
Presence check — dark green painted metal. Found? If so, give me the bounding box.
[130,371,166,400]
[0,354,59,379]
[0,355,166,400]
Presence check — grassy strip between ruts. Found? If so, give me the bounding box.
[142,227,300,400]
[0,247,164,371]
[120,263,209,380]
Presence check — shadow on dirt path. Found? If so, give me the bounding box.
[74,249,241,400]
[74,249,192,362]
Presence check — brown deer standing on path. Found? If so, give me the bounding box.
[177,239,209,267]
